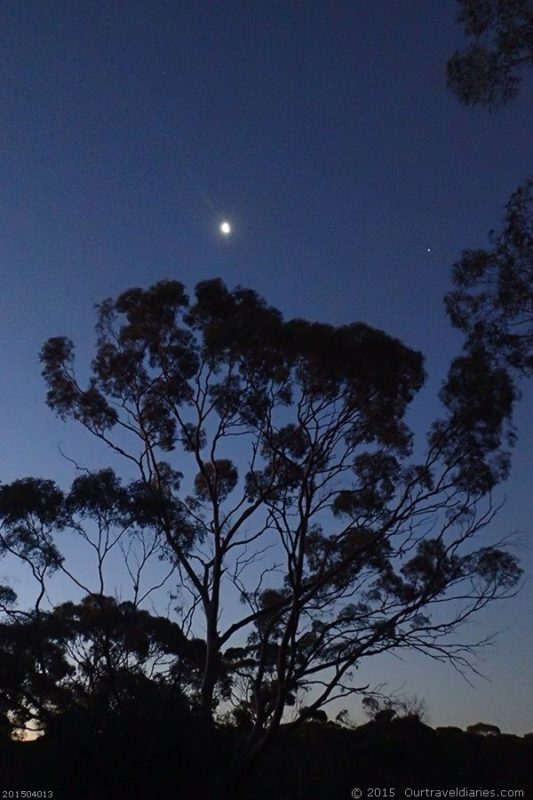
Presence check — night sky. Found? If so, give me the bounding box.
[1,1,532,733]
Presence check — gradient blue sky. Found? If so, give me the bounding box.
[1,1,532,733]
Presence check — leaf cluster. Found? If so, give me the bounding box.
[447,0,533,108]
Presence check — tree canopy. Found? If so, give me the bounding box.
[447,0,533,108]
[0,278,522,779]
[446,179,533,375]
[446,3,533,384]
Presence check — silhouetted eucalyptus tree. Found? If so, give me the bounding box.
[447,0,533,108]
[0,592,196,739]
[32,278,522,772]
[446,4,533,382]
[446,178,533,376]
[0,471,202,739]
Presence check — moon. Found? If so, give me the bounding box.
[220,220,232,236]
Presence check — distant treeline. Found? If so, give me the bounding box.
[1,714,532,799]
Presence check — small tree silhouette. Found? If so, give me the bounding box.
[467,721,501,736]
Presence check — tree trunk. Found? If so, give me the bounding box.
[200,603,219,721]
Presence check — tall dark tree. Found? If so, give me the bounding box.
[447,0,533,108]
[446,179,533,375]
[446,4,533,378]
[28,278,521,775]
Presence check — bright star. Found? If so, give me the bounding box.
[220,221,232,236]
